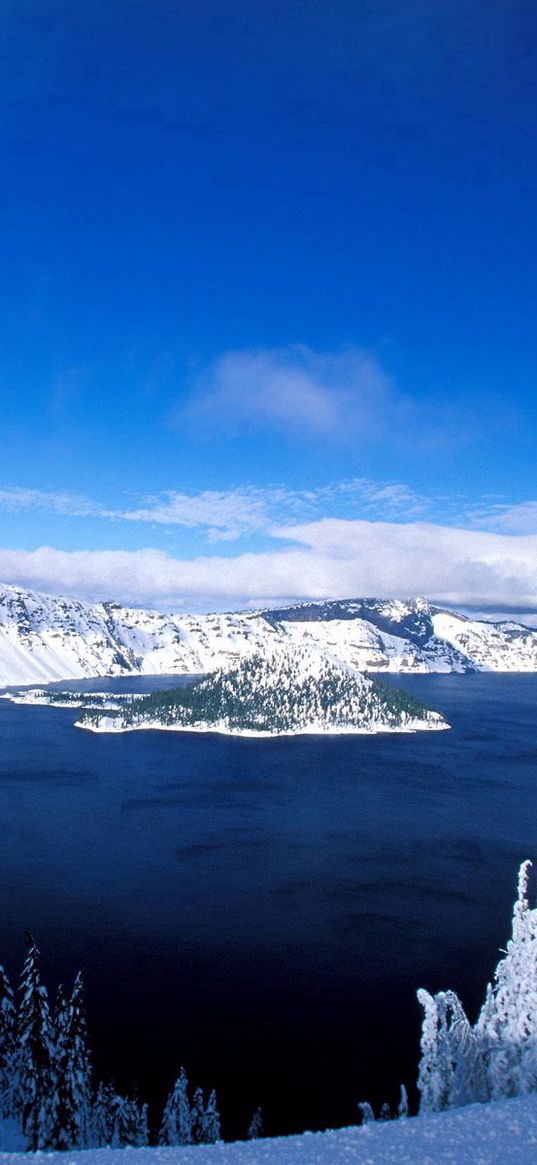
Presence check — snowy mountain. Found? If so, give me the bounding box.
[76,647,447,737]
[0,584,536,687]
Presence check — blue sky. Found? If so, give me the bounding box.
[2,0,537,612]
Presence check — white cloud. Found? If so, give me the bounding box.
[0,487,101,518]
[180,344,521,453]
[0,478,430,540]
[183,345,402,439]
[467,501,537,536]
[121,486,288,541]
[120,478,430,538]
[0,519,536,614]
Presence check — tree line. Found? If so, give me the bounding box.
[2,858,536,1150]
[0,935,263,1151]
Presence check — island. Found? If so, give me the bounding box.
[75,647,449,737]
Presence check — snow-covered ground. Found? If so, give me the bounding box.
[1,584,537,686]
[2,1096,537,1164]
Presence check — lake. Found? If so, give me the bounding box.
[0,673,536,1138]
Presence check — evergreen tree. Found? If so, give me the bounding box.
[247,1105,263,1139]
[203,1089,221,1142]
[417,988,452,1113]
[15,935,54,1150]
[0,967,16,1119]
[417,988,488,1113]
[48,985,68,1149]
[476,860,537,1099]
[136,1101,149,1147]
[357,1101,375,1124]
[49,973,92,1149]
[187,1081,218,1146]
[111,1095,147,1147]
[90,1081,117,1147]
[191,1086,205,1143]
[159,1067,192,1145]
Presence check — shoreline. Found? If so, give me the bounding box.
[75,715,450,738]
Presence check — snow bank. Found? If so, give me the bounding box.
[2,1095,537,1164]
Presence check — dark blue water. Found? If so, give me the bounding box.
[0,673,536,1138]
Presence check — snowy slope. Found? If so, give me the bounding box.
[2,1096,537,1164]
[1,584,537,686]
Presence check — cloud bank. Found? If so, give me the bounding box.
[0,519,536,615]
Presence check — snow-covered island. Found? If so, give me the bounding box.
[0,689,139,710]
[75,647,448,737]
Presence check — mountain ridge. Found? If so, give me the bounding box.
[1,583,537,685]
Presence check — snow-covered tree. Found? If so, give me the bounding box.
[191,1086,205,1143]
[135,1100,149,1147]
[417,989,452,1113]
[396,1081,407,1118]
[203,1088,221,1142]
[159,1067,193,1145]
[417,988,488,1113]
[15,935,54,1150]
[111,1095,148,1146]
[89,1084,147,1149]
[0,968,16,1119]
[48,985,68,1148]
[357,1101,375,1124]
[477,860,537,1099]
[90,1081,119,1147]
[247,1106,263,1139]
[49,973,92,1149]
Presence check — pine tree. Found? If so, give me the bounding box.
[247,1105,263,1139]
[203,1088,221,1142]
[15,935,54,1150]
[159,1067,192,1145]
[48,985,67,1145]
[136,1101,149,1147]
[49,973,92,1149]
[191,1086,205,1143]
[111,1095,147,1146]
[476,860,537,1099]
[90,1081,117,1147]
[357,1101,375,1124]
[0,967,16,1119]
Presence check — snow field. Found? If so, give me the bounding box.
[2,1095,537,1165]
